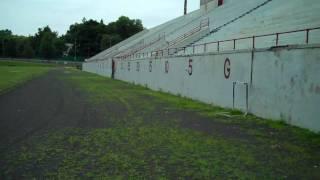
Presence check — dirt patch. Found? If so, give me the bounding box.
[177,111,252,140]
[126,94,254,142]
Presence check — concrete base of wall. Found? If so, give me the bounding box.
[83,44,320,132]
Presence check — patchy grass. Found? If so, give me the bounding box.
[0,60,55,67]
[1,69,320,179]
[2,127,260,179]
[0,61,52,94]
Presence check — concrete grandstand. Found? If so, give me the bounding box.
[83,0,320,132]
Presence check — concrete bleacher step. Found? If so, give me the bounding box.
[192,0,320,52]
[146,0,275,57]
[100,0,275,59]
[187,0,274,48]
[167,29,210,56]
[110,6,207,59]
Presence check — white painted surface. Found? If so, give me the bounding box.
[83,45,320,132]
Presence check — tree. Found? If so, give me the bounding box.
[22,39,35,58]
[108,16,144,39]
[15,37,25,57]
[0,15,144,60]
[100,34,122,50]
[6,38,17,57]
[54,37,66,57]
[0,29,13,57]
[65,18,109,58]
[65,16,144,60]
[39,32,56,59]
[31,26,66,59]
[32,26,58,56]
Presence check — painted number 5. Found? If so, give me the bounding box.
[188,59,193,76]
[165,61,169,73]
[149,61,152,72]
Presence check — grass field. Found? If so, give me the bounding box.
[0,61,52,94]
[1,68,320,179]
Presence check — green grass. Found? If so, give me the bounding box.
[3,127,260,179]
[1,68,319,179]
[0,60,52,94]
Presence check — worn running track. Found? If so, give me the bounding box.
[0,68,243,151]
[1,68,320,179]
[0,69,106,151]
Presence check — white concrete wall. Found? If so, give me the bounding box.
[250,46,320,131]
[83,45,320,132]
[83,0,320,132]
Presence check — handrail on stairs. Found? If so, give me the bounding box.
[115,35,163,60]
[168,18,209,47]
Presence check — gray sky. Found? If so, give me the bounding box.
[0,0,199,36]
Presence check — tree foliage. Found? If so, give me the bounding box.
[22,39,35,58]
[0,16,144,61]
[39,31,56,59]
[65,16,144,59]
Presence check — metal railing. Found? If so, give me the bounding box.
[168,18,209,47]
[117,26,320,60]
[115,35,163,60]
[193,27,320,53]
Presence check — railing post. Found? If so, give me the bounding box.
[233,82,236,110]
[306,29,310,44]
[252,36,255,49]
[184,47,186,54]
[246,83,249,114]
[276,33,279,46]
[204,43,207,53]
[217,41,220,52]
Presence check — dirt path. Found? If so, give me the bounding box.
[0,68,319,179]
[0,69,106,151]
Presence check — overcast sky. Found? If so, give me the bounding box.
[0,0,199,36]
